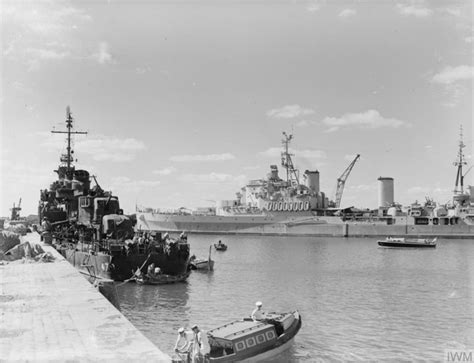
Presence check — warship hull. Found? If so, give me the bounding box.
[136,212,474,239]
[58,247,190,281]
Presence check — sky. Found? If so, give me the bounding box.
[1,0,473,217]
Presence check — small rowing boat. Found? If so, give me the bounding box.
[214,242,227,251]
[135,271,191,285]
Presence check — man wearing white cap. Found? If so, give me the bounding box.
[190,324,202,363]
[251,301,265,321]
[174,327,190,361]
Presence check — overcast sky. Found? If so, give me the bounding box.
[1,0,473,217]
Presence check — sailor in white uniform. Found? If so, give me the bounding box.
[251,301,265,321]
[190,324,202,363]
[174,327,190,361]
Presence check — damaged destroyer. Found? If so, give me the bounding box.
[38,107,190,281]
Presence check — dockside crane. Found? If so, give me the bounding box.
[334,154,360,208]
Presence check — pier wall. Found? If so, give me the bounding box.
[0,233,171,362]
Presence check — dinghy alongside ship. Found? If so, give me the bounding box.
[135,270,191,285]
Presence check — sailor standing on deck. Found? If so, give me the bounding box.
[251,301,265,321]
[41,217,51,232]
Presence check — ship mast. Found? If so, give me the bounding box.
[281,132,299,186]
[453,125,466,195]
[51,106,87,177]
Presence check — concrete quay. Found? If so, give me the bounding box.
[0,234,171,362]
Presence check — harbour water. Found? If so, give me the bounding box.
[117,236,474,361]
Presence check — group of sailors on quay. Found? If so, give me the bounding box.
[173,301,267,362]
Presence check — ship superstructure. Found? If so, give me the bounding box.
[449,126,474,224]
[10,198,22,221]
[216,132,334,216]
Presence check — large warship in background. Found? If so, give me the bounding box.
[8,198,25,225]
[39,107,190,280]
[0,198,33,233]
[137,130,474,238]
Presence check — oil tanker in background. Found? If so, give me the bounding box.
[136,130,474,238]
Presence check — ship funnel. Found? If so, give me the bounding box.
[74,169,90,193]
[304,170,320,194]
[378,177,394,207]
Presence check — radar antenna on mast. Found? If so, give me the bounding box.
[281,131,299,186]
[453,125,467,195]
[334,154,360,208]
[51,106,88,178]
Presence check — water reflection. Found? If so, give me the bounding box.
[118,280,190,311]
[116,281,191,349]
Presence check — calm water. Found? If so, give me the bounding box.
[116,236,474,361]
